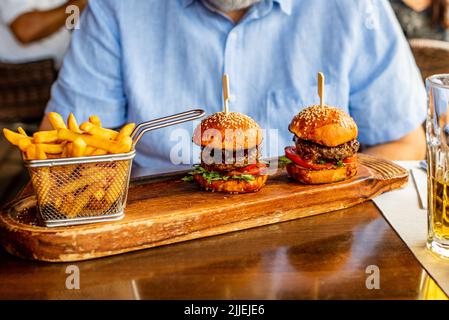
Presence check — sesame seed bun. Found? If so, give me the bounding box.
[289,105,358,147]
[193,112,262,150]
[286,161,358,185]
[193,174,268,194]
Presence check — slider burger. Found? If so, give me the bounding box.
[190,111,268,193]
[284,105,359,184]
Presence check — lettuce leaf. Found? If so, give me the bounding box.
[278,155,293,168]
[182,165,256,183]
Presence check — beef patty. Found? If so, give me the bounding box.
[294,136,359,161]
[200,146,260,172]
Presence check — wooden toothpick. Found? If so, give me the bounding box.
[222,74,230,115]
[318,72,325,107]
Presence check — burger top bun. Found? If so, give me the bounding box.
[289,105,358,147]
[193,111,262,150]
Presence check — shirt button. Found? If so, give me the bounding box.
[229,32,237,41]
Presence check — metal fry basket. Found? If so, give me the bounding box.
[25,152,135,227]
[25,109,205,227]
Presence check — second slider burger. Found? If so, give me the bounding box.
[191,111,268,193]
[284,105,360,184]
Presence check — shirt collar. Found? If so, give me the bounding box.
[179,0,292,16]
[180,0,195,7]
[275,0,292,15]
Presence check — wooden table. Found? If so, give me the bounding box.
[0,200,443,299]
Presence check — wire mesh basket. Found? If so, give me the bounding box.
[22,109,205,228]
[25,152,135,227]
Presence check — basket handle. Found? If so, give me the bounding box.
[130,109,205,146]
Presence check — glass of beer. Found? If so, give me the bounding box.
[427,74,449,258]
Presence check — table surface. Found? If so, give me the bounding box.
[0,200,443,299]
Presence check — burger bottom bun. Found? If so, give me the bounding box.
[193,174,268,194]
[286,161,358,185]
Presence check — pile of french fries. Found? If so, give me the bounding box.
[3,112,135,160]
[2,113,136,219]
[28,159,131,219]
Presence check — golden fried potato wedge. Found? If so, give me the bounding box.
[3,128,31,146]
[72,137,87,157]
[33,130,58,144]
[80,122,119,140]
[17,127,28,137]
[58,129,131,154]
[89,115,102,127]
[67,113,82,133]
[48,112,67,130]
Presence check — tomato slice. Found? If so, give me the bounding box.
[285,146,334,170]
[231,163,267,176]
[343,154,358,163]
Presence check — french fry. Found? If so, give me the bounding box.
[17,127,28,137]
[80,122,119,140]
[67,113,81,133]
[58,164,74,179]
[84,146,96,156]
[59,193,77,218]
[53,196,63,211]
[89,115,102,127]
[4,115,135,160]
[3,128,31,146]
[30,167,52,205]
[66,143,73,157]
[61,144,68,158]
[40,143,64,154]
[60,179,88,195]
[78,165,103,178]
[92,149,107,156]
[48,112,67,130]
[47,154,62,159]
[93,188,106,201]
[59,173,87,194]
[35,144,48,160]
[58,129,130,154]
[62,182,104,218]
[25,144,36,160]
[72,137,87,157]
[18,138,32,152]
[33,130,58,144]
[116,123,135,143]
[118,136,132,153]
[104,173,127,206]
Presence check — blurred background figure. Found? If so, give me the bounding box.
[390,0,449,40]
[0,0,87,68]
[391,1,449,85]
[0,0,87,205]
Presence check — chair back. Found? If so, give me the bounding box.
[410,38,449,80]
[0,59,56,123]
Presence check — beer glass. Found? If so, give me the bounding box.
[427,74,449,258]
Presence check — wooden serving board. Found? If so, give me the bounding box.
[0,154,408,262]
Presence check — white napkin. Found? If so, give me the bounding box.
[411,168,428,209]
[374,161,449,297]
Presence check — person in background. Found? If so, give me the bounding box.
[0,0,87,69]
[0,0,87,206]
[43,0,427,174]
[390,0,449,40]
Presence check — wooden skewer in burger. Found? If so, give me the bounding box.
[284,72,360,184]
[190,74,268,193]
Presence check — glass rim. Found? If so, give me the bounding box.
[426,73,449,89]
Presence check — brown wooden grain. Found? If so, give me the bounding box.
[0,154,408,262]
[0,201,441,299]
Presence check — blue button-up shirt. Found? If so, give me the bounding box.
[46,0,426,173]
